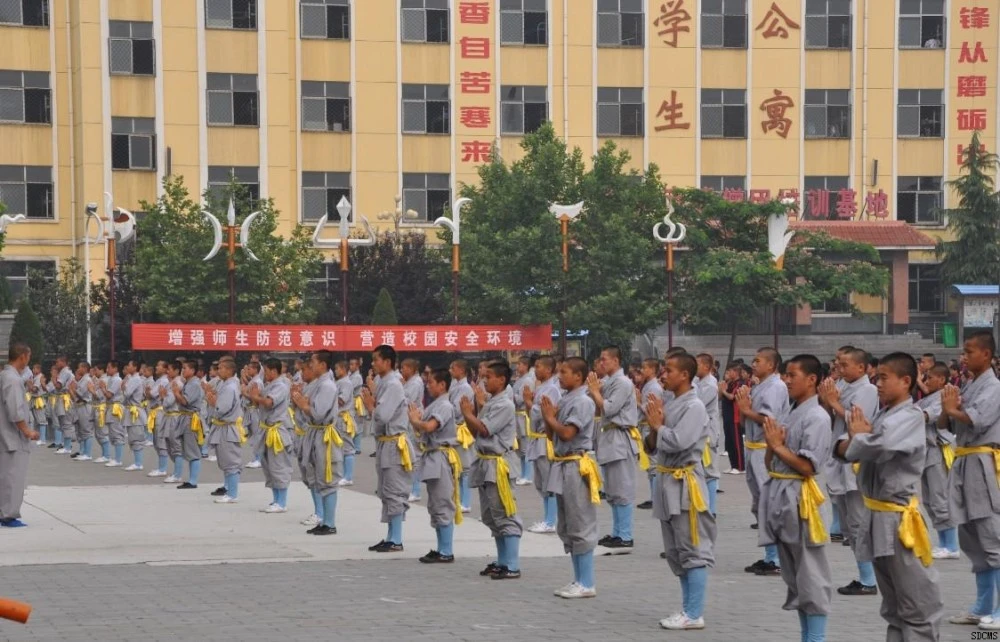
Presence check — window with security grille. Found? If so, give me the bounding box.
[804,89,851,138]
[109,20,155,76]
[805,0,852,49]
[897,176,942,226]
[207,166,260,210]
[301,81,350,132]
[500,0,547,46]
[111,117,155,171]
[803,175,849,219]
[0,0,48,26]
[500,85,547,135]
[306,262,340,303]
[402,84,449,134]
[597,87,643,136]
[897,90,943,138]
[0,70,50,124]
[206,0,256,30]
[700,175,746,192]
[301,171,351,223]
[401,0,449,43]
[300,0,350,40]
[207,73,259,126]
[0,165,53,219]
[909,264,942,312]
[899,0,944,49]
[701,89,746,138]
[701,0,747,49]
[0,259,55,298]
[402,173,450,222]
[596,0,643,47]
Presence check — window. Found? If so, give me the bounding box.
[500,85,547,135]
[307,262,340,302]
[207,73,258,126]
[500,0,547,45]
[909,264,942,312]
[814,292,851,314]
[597,87,643,136]
[701,0,747,49]
[111,117,155,171]
[0,0,49,26]
[897,176,942,226]
[402,173,450,222]
[300,0,349,39]
[401,0,448,43]
[205,0,256,30]
[0,70,50,124]
[207,166,259,209]
[0,260,55,299]
[701,89,746,138]
[402,84,449,134]
[596,0,643,47]
[0,165,53,220]
[804,89,851,138]
[803,175,849,219]
[109,21,155,76]
[302,81,350,132]
[805,0,852,49]
[301,171,351,223]
[899,0,944,49]
[897,90,943,138]
[700,175,746,192]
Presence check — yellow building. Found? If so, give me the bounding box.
[0,0,996,334]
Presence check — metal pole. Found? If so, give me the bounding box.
[773,303,779,351]
[341,238,349,325]
[452,245,460,324]
[84,215,92,364]
[666,244,674,350]
[107,235,116,361]
[560,219,568,357]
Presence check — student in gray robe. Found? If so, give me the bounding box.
[241,362,264,469]
[645,352,714,631]
[202,357,242,503]
[122,361,148,471]
[757,354,833,642]
[735,348,789,575]
[70,363,95,461]
[839,352,942,641]
[172,360,205,490]
[87,364,109,462]
[348,358,365,453]
[918,362,958,560]
[45,367,58,448]
[147,361,172,478]
[161,361,186,482]
[818,348,880,595]
[104,361,127,467]
[334,361,359,487]
[363,345,413,551]
[448,359,476,513]
[53,357,75,454]
[513,356,534,486]
[524,356,562,533]
[409,368,460,563]
[0,343,37,528]
[637,358,664,510]
[541,356,601,598]
[247,358,295,512]
[401,358,425,501]
[27,364,46,446]
[291,351,341,534]
[695,354,722,516]
[942,331,1000,630]
[587,345,641,551]
[462,361,523,580]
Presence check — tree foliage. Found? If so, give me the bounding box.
[10,298,43,362]
[26,258,88,361]
[371,287,399,325]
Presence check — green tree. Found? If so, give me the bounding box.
[371,287,399,325]
[9,298,43,362]
[133,176,322,324]
[937,131,1000,286]
[26,258,89,361]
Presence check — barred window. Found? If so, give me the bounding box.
[897,176,942,226]
[109,20,155,76]
[0,0,48,27]
[402,172,450,222]
[111,117,156,171]
[301,81,350,132]
[207,73,258,127]
[302,171,351,223]
[0,70,50,124]
[897,90,943,138]
[702,0,747,49]
[500,85,547,135]
[701,89,746,138]
[596,0,643,47]
[804,89,851,138]
[805,0,852,49]
[899,0,944,49]
[500,0,547,45]
[207,166,260,210]
[401,0,449,44]
[205,0,256,30]
[803,175,849,219]
[909,264,942,312]
[0,260,55,298]
[0,165,53,220]
[300,0,350,40]
[402,83,450,134]
[700,175,745,192]
[597,87,643,137]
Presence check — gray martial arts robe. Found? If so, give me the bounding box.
[152,375,171,456]
[300,373,342,495]
[402,373,424,478]
[528,375,562,496]
[293,377,318,486]
[349,369,365,420]
[946,368,1000,572]
[595,368,640,507]
[449,377,476,469]
[418,394,459,527]
[640,379,665,484]
[176,376,204,462]
[0,365,30,521]
[207,377,242,475]
[757,395,833,616]
[513,373,531,457]
[695,374,722,480]
[106,374,126,446]
[123,374,148,452]
[73,374,95,441]
[546,386,598,555]
[56,366,74,439]
[917,390,953,531]
[29,373,46,430]
[652,388,715,577]
[744,374,790,520]
[470,386,523,538]
[334,375,358,456]
[373,370,412,521]
[256,377,294,489]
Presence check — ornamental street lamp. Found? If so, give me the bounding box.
[653,196,686,350]
[87,193,136,360]
[378,194,420,246]
[550,201,585,357]
[768,201,797,350]
[435,197,470,324]
[311,196,375,324]
[202,198,261,324]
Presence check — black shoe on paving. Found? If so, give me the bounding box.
[47,443,59,449]
[70,453,80,458]
[480,562,502,576]
[637,500,654,509]
[491,566,521,580]
[420,550,455,564]
[598,534,614,546]
[603,537,634,549]
[716,489,725,494]
[368,539,387,551]
[310,525,337,536]
[830,533,845,542]
[750,523,759,530]
[369,452,376,458]
[176,482,197,489]
[842,539,851,547]
[210,487,227,496]
[744,559,768,574]
[753,561,781,576]
[659,552,667,559]
[374,541,403,553]
[837,580,878,596]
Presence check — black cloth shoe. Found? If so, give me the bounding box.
[750,523,759,530]
[210,487,227,496]
[837,580,878,596]
[47,443,59,449]
[480,562,502,576]
[603,537,634,549]
[368,539,387,551]
[637,500,654,509]
[70,453,80,458]
[753,561,781,576]
[842,539,851,547]
[307,525,322,534]
[490,566,521,580]
[744,559,768,574]
[373,541,403,553]
[598,534,614,546]
[659,552,667,559]
[716,489,725,494]
[369,452,376,458]
[420,550,455,564]
[176,482,197,489]
[830,533,845,542]
[310,525,337,536]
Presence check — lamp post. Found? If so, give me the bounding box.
[378,195,420,247]
[86,194,136,361]
[768,201,796,351]
[202,198,261,324]
[550,201,585,357]
[435,197,470,324]
[653,196,686,350]
[311,196,375,324]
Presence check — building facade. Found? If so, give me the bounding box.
[0,0,995,332]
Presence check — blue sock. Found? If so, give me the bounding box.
[82,437,92,457]
[503,536,520,572]
[798,611,808,642]
[344,454,355,482]
[494,536,506,566]
[618,503,634,542]
[438,523,454,556]
[679,571,691,614]
[223,472,238,498]
[114,443,124,463]
[312,489,323,518]
[764,544,779,565]
[275,488,288,508]
[101,441,110,459]
[54,428,62,443]
[685,566,707,619]
[992,569,1000,619]
[858,561,876,587]
[544,495,557,527]
[158,454,168,472]
[133,449,143,467]
[353,433,362,454]
[521,455,533,481]
[63,437,72,450]
[388,514,402,545]
[459,473,471,508]
[610,504,620,539]
[189,459,202,486]
[322,492,337,528]
[571,551,581,583]
[939,527,958,553]
[707,478,718,516]
[830,505,842,536]
[411,474,421,497]
[576,551,595,589]
[271,488,279,504]
[805,614,827,642]
[172,456,183,477]
[974,570,995,616]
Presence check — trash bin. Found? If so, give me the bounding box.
[942,322,958,348]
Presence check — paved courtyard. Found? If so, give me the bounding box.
[0,439,982,641]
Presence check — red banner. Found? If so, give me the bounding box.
[131,324,553,353]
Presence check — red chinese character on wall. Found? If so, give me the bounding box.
[722,188,745,202]
[865,190,889,219]
[806,189,830,219]
[959,41,988,63]
[461,141,492,163]
[760,89,794,138]
[958,108,988,131]
[749,189,772,204]
[778,188,800,207]
[458,1,489,25]
[459,107,491,128]
[460,37,490,59]
[835,189,857,219]
[755,2,800,39]
[654,91,691,131]
[459,71,492,94]
[653,1,691,48]
[958,143,987,164]
[957,75,988,98]
[960,7,990,29]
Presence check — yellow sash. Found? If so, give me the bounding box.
[702,442,712,468]
[941,444,956,471]
[745,440,767,450]
[627,426,650,471]
[526,426,556,461]
[340,410,356,437]
[61,393,71,411]
[377,433,413,472]
[768,471,828,545]
[354,396,365,417]
[477,453,517,516]
[288,407,305,436]
[442,445,464,525]
[186,412,205,445]
[261,421,285,454]
[310,423,342,483]
[456,421,475,450]
[33,396,44,410]
[24,392,29,403]
[551,452,603,504]
[862,495,933,567]
[656,463,709,546]
[127,405,140,424]
[95,403,107,428]
[146,407,160,433]
[50,396,56,410]
[955,446,1000,486]
[111,403,124,421]
[852,462,861,475]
